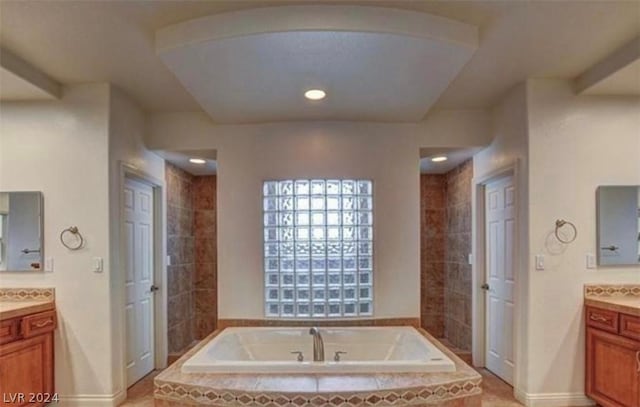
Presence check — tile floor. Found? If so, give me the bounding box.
[119,368,523,407]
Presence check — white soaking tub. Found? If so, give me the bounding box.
[181,326,456,374]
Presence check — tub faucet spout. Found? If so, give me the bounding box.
[309,327,325,362]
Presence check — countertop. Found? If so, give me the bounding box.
[585,296,640,316]
[0,300,55,321]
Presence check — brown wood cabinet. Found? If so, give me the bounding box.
[0,309,56,407]
[586,305,640,407]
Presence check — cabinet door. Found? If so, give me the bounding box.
[586,327,640,407]
[0,334,53,407]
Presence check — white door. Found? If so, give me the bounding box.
[484,176,516,384]
[124,178,155,386]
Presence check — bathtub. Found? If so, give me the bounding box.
[181,326,456,374]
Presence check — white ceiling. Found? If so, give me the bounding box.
[157,6,477,123]
[0,1,638,118]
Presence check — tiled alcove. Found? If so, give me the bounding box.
[166,163,217,355]
[420,159,473,351]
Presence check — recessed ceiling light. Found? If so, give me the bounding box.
[189,158,206,164]
[304,89,326,100]
[431,156,448,162]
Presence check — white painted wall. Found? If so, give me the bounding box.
[147,111,491,319]
[472,83,531,393]
[474,79,640,404]
[0,84,115,401]
[525,79,640,402]
[0,84,165,407]
[107,86,165,399]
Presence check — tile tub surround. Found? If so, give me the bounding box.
[125,369,517,407]
[217,318,420,329]
[584,284,640,316]
[153,328,482,407]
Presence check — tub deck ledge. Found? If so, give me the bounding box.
[154,327,482,407]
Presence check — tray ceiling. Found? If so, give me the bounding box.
[156,6,478,124]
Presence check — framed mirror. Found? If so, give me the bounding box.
[596,186,640,266]
[0,191,44,271]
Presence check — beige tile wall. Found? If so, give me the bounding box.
[420,174,446,337]
[420,159,473,351]
[444,159,473,351]
[193,175,217,339]
[166,164,218,353]
[166,163,196,353]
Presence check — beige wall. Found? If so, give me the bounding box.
[0,84,165,406]
[0,84,115,401]
[525,80,640,399]
[108,86,165,400]
[217,131,420,318]
[472,83,531,391]
[147,112,491,320]
[474,79,640,404]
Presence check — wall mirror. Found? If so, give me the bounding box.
[596,186,640,266]
[0,191,44,271]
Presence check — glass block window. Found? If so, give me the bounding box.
[264,179,373,318]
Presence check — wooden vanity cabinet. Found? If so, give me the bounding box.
[0,310,56,407]
[586,306,640,407]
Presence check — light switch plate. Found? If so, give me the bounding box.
[44,257,54,272]
[586,253,597,269]
[93,257,103,273]
[468,253,474,265]
[535,254,545,271]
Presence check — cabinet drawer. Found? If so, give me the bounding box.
[620,313,640,341]
[21,310,56,338]
[586,306,619,333]
[0,319,19,345]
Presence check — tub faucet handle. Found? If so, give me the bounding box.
[334,351,347,362]
[291,351,304,362]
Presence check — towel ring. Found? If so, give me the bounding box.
[555,219,577,244]
[60,226,84,250]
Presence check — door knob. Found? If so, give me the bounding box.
[481,283,490,291]
[150,285,159,293]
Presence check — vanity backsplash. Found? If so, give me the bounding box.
[0,287,55,301]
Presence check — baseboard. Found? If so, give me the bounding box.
[56,390,126,407]
[514,388,595,407]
